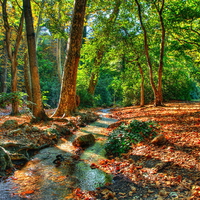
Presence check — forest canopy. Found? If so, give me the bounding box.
[0,0,199,115]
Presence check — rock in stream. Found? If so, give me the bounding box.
[0,111,117,199]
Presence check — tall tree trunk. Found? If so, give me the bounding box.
[53,0,87,117]
[56,38,62,83]
[23,0,48,121]
[23,51,33,109]
[10,57,19,115]
[88,50,103,95]
[56,4,63,83]
[35,0,45,50]
[2,0,24,115]
[0,67,7,93]
[123,27,146,106]
[156,0,165,106]
[137,61,145,107]
[135,0,165,106]
[0,40,8,94]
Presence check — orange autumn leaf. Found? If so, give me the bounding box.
[57,176,66,179]
[20,190,35,195]
[90,163,98,169]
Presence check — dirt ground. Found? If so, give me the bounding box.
[0,102,200,199]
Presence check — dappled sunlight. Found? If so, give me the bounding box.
[0,110,116,199]
[11,155,76,199]
[0,102,199,199]
[130,144,200,171]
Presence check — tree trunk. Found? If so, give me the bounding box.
[155,0,165,106]
[52,0,87,117]
[23,51,33,109]
[135,0,165,106]
[87,49,103,95]
[88,72,99,95]
[0,67,7,93]
[56,38,62,83]
[35,0,45,50]
[2,0,24,115]
[0,40,8,94]
[23,0,48,121]
[10,58,19,115]
[137,61,145,107]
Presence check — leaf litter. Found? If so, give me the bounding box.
[0,102,199,199]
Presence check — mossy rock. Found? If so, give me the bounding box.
[2,120,18,129]
[72,133,95,148]
[0,146,13,173]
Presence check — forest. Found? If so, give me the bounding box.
[0,0,200,199]
[0,0,199,117]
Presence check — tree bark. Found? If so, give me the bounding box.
[156,0,165,106]
[2,0,24,115]
[137,60,145,107]
[23,51,33,109]
[56,38,62,83]
[135,0,165,106]
[35,0,45,50]
[0,67,7,93]
[23,0,48,121]
[56,4,63,83]
[52,0,87,117]
[88,50,103,95]
[0,40,8,94]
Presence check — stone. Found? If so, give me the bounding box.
[32,126,40,132]
[151,134,167,145]
[75,111,99,124]
[0,146,13,171]
[23,124,33,132]
[44,128,60,140]
[2,120,18,129]
[72,133,95,148]
[51,124,71,135]
[10,153,29,161]
[8,128,23,136]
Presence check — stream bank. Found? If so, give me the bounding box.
[0,110,117,199]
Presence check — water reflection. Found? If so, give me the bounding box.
[0,112,117,199]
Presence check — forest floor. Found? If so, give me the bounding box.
[0,101,200,199]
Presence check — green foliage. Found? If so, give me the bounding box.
[37,39,61,108]
[76,68,94,107]
[40,81,61,108]
[1,0,199,110]
[78,89,94,108]
[0,92,17,107]
[105,120,158,156]
[94,72,113,107]
[0,92,30,107]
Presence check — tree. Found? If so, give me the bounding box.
[23,51,32,107]
[0,40,7,94]
[135,0,166,106]
[1,0,24,114]
[53,0,87,117]
[23,0,48,121]
[87,0,121,96]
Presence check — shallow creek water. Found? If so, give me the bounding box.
[0,110,117,200]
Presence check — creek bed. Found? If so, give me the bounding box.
[0,111,117,199]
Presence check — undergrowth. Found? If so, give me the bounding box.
[105,119,159,156]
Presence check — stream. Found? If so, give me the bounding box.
[0,110,117,200]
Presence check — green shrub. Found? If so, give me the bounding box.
[105,120,158,156]
[0,92,28,107]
